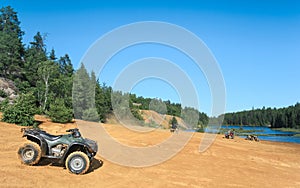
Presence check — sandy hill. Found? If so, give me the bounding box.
[141,110,188,129]
[107,110,189,130]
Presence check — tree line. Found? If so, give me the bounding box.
[2,6,299,130]
[72,63,209,128]
[222,103,300,129]
[0,5,208,128]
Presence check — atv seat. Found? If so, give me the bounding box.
[40,132,62,141]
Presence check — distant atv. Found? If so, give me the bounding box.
[18,128,98,175]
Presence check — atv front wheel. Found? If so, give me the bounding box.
[66,151,90,175]
[18,142,41,165]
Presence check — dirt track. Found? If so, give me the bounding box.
[0,116,300,187]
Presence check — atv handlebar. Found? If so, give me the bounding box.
[66,128,79,133]
[66,128,82,138]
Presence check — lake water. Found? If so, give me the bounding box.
[204,125,300,144]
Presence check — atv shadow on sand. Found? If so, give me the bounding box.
[88,158,104,173]
[37,157,104,174]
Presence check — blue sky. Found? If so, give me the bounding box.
[2,0,300,114]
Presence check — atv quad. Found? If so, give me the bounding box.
[18,128,98,175]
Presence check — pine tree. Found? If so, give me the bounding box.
[48,98,73,123]
[0,6,24,38]
[24,32,47,87]
[95,81,112,122]
[73,63,96,119]
[82,108,99,122]
[58,54,74,76]
[170,116,178,126]
[49,54,74,109]
[0,6,24,80]
[49,48,56,60]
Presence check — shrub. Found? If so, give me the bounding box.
[82,108,99,122]
[131,108,144,121]
[0,99,9,112]
[48,98,73,123]
[0,90,8,98]
[169,116,178,126]
[2,93,36,126]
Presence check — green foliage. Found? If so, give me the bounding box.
[0,6,24,37]
[49,48,56,60]
[95,82,112,122]
[47,98,73,123]
[73,63,96,119]
[29,31,46,52]
[0,28,24,79]
[169,116,178,125]
[2,93,36,126]
[181,107,200,128]
[199,112,209,126]
[0,98,9,112]
[0,6,24,80]
[36,60,57,111]
[149,98,167,114]
[82,108,99,122]
[24,32,47,87]
[129,94,208,126]
[165,100,181,117]
[14,78,30,93]
[50,54,73,110]
[223,103,300,129]
[107,91,209,128]
[0,89,7,98]
[111,91,131,119]
[131,108,144,121]
[0,6,75,125]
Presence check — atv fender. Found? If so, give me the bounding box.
[23,134,48,157]
[60,143,92,163]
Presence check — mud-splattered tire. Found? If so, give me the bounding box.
[66,151,90,175]
[18,142,41,165]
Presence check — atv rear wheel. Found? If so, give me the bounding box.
[18,142,41,165]
[66,151,90,175]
